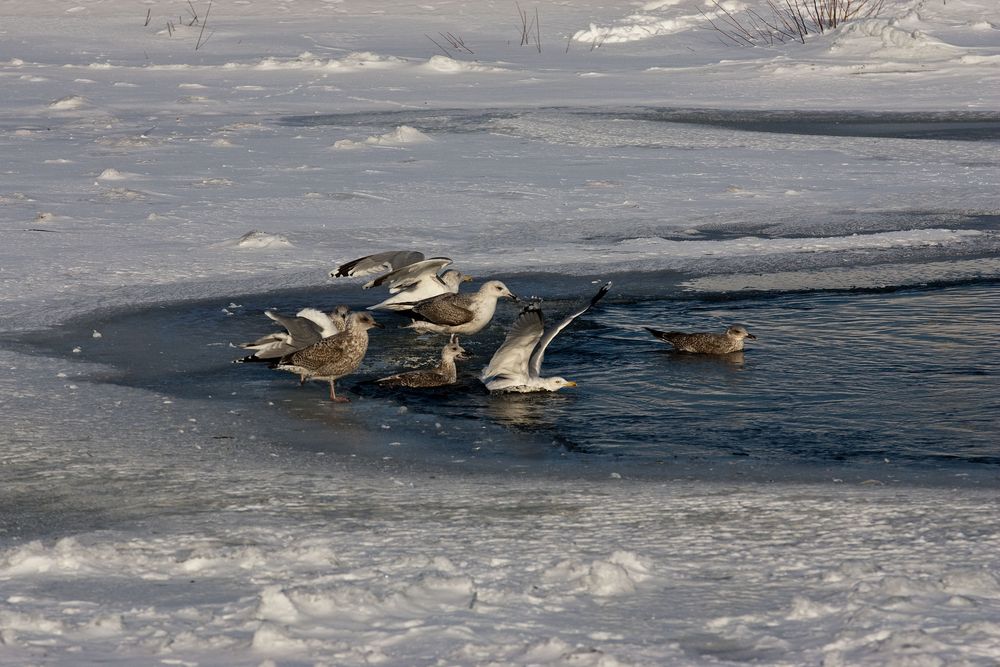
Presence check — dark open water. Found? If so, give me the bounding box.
[10,274,999,485]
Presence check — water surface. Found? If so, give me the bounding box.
[10,274,999,485]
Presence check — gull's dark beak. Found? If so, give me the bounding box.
[373,322,385,329]
[746,333,757,340]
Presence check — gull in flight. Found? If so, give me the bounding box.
[481,282,611,393]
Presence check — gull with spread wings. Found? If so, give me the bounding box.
[330,250,472,311]
[234,306,350,364]
[481,282,611,393]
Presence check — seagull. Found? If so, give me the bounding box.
[331,251,473,311]
[403,280,517,336]
[366,259,473,311]
[234,306,350,363]
[481,282,611,393]
[274,311,383,402]
[331,250,427,280]
[376,335,468,388]
[645,325,756,354]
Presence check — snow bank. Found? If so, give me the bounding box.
[828,19,959,60]
[333,125,432,149]
[47,94,86,110]
[239,51,407,72]
[214,231,294,249]
[424,55,508,73]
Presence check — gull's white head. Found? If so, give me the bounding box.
[480,280,517,302]
[542,377,577,391]
[441,269,473,289]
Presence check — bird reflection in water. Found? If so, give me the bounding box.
[485,392,574,429]
[658,349,746,370]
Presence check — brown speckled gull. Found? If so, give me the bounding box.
[376,335,468,388]
[645,325,756,354]
[275,311,383,402]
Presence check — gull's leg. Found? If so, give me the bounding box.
[329,380,350,403]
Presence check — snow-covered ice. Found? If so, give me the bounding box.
[1,0,998,664]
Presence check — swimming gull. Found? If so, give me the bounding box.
[481,281,611,393]
[234,306,350,363]
[275,311,383,402]
[376,335,468,388]
[403,280,517,335]
[645,325,756,354]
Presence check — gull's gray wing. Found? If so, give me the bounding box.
[332,251,425,278]
[408,293,475,326]
[365,257,452,291]
[239,331,289,349]
[528,282,611,377]
[481,306,545,382]
[265,310,324,346]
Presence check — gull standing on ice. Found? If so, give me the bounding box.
[376,335,468,388]
[481,282,611,393]
[403,280,517,336]
[645,325,756,354]
[234,306,350,363]
[275,311,383,402]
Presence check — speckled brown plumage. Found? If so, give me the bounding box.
[404,280,517,335]
[276,312,383,401]
[377,336,468,388]
[645,325,756,354]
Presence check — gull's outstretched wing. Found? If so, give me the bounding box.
[528,282,611,378]
[481,306,545,383]
[332,250,425,278]
[265,310,324,346]
[365,257,452,291]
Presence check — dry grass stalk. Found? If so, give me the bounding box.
[704,0,884,46]
[195,0,213,50]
